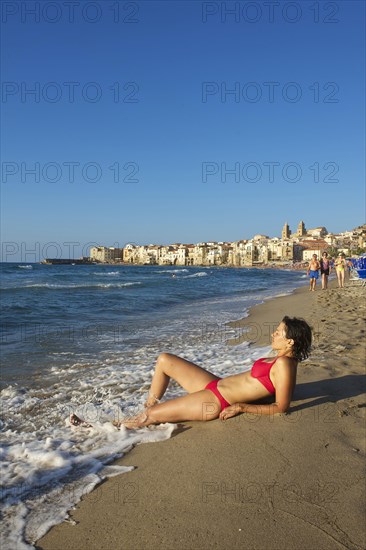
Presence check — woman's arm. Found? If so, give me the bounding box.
[219,357,296,420]
[219,402,287,421]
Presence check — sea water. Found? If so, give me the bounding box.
[0,263,307,548]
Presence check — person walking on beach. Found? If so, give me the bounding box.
[70,317,312,428]
[334,252,347,288]
[307,254,320,291]
[320,251,331,290]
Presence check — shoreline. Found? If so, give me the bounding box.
[34,261,309,270]
[38,280,366,550]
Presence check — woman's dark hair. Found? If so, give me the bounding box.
[282,316,312,362]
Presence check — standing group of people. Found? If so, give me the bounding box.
[307,252,348,290]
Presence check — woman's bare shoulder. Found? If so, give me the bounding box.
[275,356,297,369]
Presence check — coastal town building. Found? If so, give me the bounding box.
[90,246,123,263]
[298,239,329,261]
[90,222,366,266]
[306,227,328,238]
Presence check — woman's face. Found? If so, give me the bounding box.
[271,322,290,349]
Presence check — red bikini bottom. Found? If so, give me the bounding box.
[205,379,230,411]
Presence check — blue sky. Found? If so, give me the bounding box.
[1,0,365,261]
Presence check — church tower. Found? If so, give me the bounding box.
[296,220,306,237]
[282,222,291,240]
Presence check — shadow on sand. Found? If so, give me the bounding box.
[290,374,366,412]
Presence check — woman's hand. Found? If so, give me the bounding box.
[219,403,242,421]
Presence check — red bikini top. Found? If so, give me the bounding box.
[250,357,278,394]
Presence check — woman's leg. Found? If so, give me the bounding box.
[71,354,219,429]
[321,273,325,289]
[146,352,218,406]
[124,389,221,428]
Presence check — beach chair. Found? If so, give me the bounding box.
[349,268,366,287]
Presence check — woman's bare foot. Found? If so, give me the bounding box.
[120,410,151,429]
[144,393,160,408]
[70,413,93,428]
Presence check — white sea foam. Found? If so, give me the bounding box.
[0,383,175,547]
[95,282,141,288]
[17,265,33,269]
[20,282,141,290]
[156,268,189,274]
[92,271,120,276]
[184,271,208,278]
[1,425,174,546]
[0,333,266,548]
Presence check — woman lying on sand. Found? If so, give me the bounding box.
[70,316,311,429]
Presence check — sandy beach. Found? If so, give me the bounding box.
[38,280,366,550]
